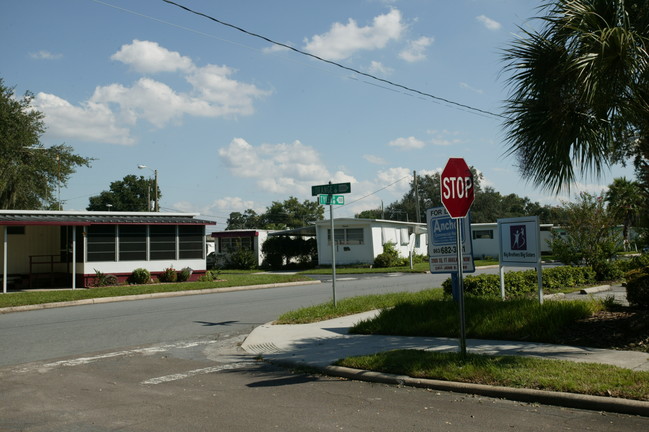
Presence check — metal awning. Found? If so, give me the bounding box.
[0,211,216,226]
[267,225,316,237]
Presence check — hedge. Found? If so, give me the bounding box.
[442,266,597,298]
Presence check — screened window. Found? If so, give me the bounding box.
[150,225,176,260]
[87,225,116,262]
[179,225,204,259]
[7,226,25,235]
[473,229,494,240]
[119,225,147,261]
[220,237,253,252]
[328,228,364,245]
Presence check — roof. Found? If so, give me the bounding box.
[0,210,216,226]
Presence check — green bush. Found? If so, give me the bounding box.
[129,268,151,285]
[158,267,178,283]
[443,266,598,298]
[198,269,221,282]
[226,249,258,270]
[374,243,400,268]
[625,267,649,309]
[177,267,193,282]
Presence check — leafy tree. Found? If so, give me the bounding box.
[355,208,384,219]
[0,79,92,209]
[502,0,649,194]
[259,196,324,229]
[87,175,160,211]
[226,209,261,230]
[550,193,621,279]
[605,177,645,247]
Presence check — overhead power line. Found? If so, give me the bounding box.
[162,0,505,119]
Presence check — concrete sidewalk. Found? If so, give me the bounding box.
[242,311,649,416]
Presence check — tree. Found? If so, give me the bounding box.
[87,175,161,211]
[226,209,261,230]
[605,177,645,247]
[502,0,649,193]
[259,197,324,229]
[0,79,91,209]
[550,193,621,279]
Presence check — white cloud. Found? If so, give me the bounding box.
[36,41,271,144]
[303,9,404,60]
[32,92,134,145]
[388,136,425,149]
[399,36,433,62]
[363,154,387,165]
[476,15,502,31]
[376,167,412,193]
[368,61,393,76]
[218,138,331,194]
[210,196,257,212]
[111,40,194,73]
[459,82,484,94]
[427,130,463,147]
[30,50,62,60]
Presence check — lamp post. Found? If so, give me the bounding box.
[137,164,158,212]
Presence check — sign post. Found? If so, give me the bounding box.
[312,182,351,307]
[440,158,474,357]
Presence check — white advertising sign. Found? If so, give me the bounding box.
[426,207,474,274]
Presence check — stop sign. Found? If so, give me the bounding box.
[440,158,474,218]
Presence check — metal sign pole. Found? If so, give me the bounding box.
[330,195,336,307]
[456,218,466,357]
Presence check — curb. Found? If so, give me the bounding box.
[275,361,649,417]
[580,285,612,294]
[0,280,321,314]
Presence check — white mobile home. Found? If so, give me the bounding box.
[1,210,215,291]
[210,229,276,267]
[470,222,554,259]
[314,218,427,266]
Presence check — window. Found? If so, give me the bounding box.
[473,229,494,240]
[179,225,204,259]
[328,228,364,245]
[87,225,116,262]
[7,226,25,235]
[220,236,253,252]
[119,225,147,261]
[150,225,176,260]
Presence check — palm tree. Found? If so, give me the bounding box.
[502,0,649,194]
[605,177,644,248]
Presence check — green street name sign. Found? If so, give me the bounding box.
[311,182,351,196]
[319,194,345,205]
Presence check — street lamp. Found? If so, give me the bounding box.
[137,164,158,212]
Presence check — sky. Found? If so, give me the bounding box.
[2,0,635,225]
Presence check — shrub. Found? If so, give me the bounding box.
[625,267,649,309]
[198,269,221,282]
[177,267,193,282]
[93,269,119,287]
[443,266,599,298]
[158,267,178,283]
[226,249,257,270]
[373,243,400,268]
[129,268,151,285]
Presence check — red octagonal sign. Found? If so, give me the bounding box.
[441,158,474,218]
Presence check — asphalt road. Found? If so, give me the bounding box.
[1,270,647,431]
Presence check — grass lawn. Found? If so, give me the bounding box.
[278,289,649,401]
[335,350,649,401]
[0,273,313,309]
[298,259,498,275]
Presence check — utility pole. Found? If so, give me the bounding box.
[414,170,420,223]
